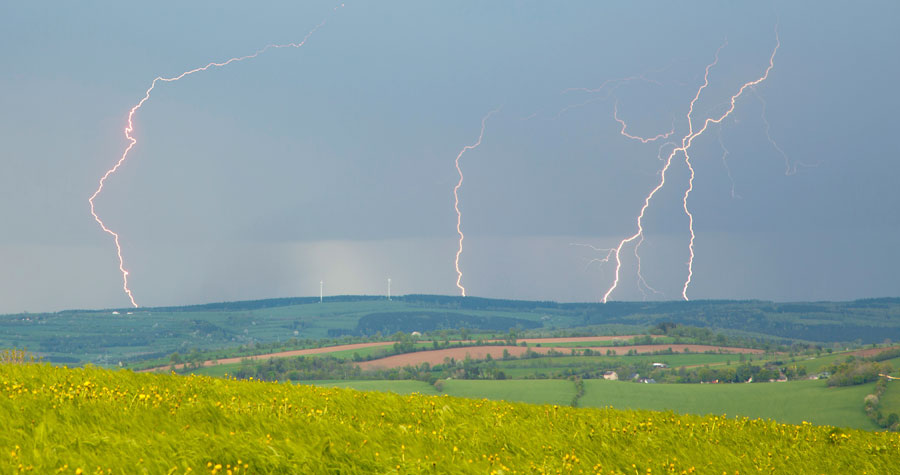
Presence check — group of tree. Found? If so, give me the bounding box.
[825,356,893,387]
[661,362,805,384]
[231,356,363,381]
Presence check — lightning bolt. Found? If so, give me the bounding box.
[750,86,820,175]
[750,85,794,175]
[569,243,617,271]
[602,30,780,303]
[89,9,340,308]
[614,101,675,143]
[453,109,498,297]
[555,72,665,121]
[633,234,663,299]
[716,128,740,199]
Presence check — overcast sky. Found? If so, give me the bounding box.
[1,1,899,313]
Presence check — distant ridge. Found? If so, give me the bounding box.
[57,295,386,314]
[47,294,900,316]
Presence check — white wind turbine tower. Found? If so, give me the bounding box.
[388,278,392,301]
[319,280,323,303]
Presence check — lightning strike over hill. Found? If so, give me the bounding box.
[89,10,339,308]
[453,110,498,297]
[602,30,780,303]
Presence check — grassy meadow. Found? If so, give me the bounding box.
[2,362,899,474]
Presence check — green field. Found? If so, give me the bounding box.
[308,378,880,430]
[880,381,900,415]
[315,379,580,407]
[189,363,239,377]
[6,362,897,473]
[581,379,879,430]
[791,352,857,374]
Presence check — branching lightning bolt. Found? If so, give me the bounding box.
[569,243,617,270]
[89,9,339,307]
[454,109,498,297]
[602,30,780,303]
[614,101,675,143]
[600,42,726,303]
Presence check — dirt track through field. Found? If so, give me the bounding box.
[138,341,395,373]
[355,344,765,370]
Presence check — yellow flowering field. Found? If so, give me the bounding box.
[1,362,898,474]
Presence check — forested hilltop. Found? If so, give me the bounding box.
[399,295,900,342]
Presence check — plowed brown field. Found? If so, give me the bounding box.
[355,344,765,370]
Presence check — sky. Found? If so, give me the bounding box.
[1,1,899,313]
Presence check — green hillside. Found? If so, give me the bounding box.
[2,362,898,473]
